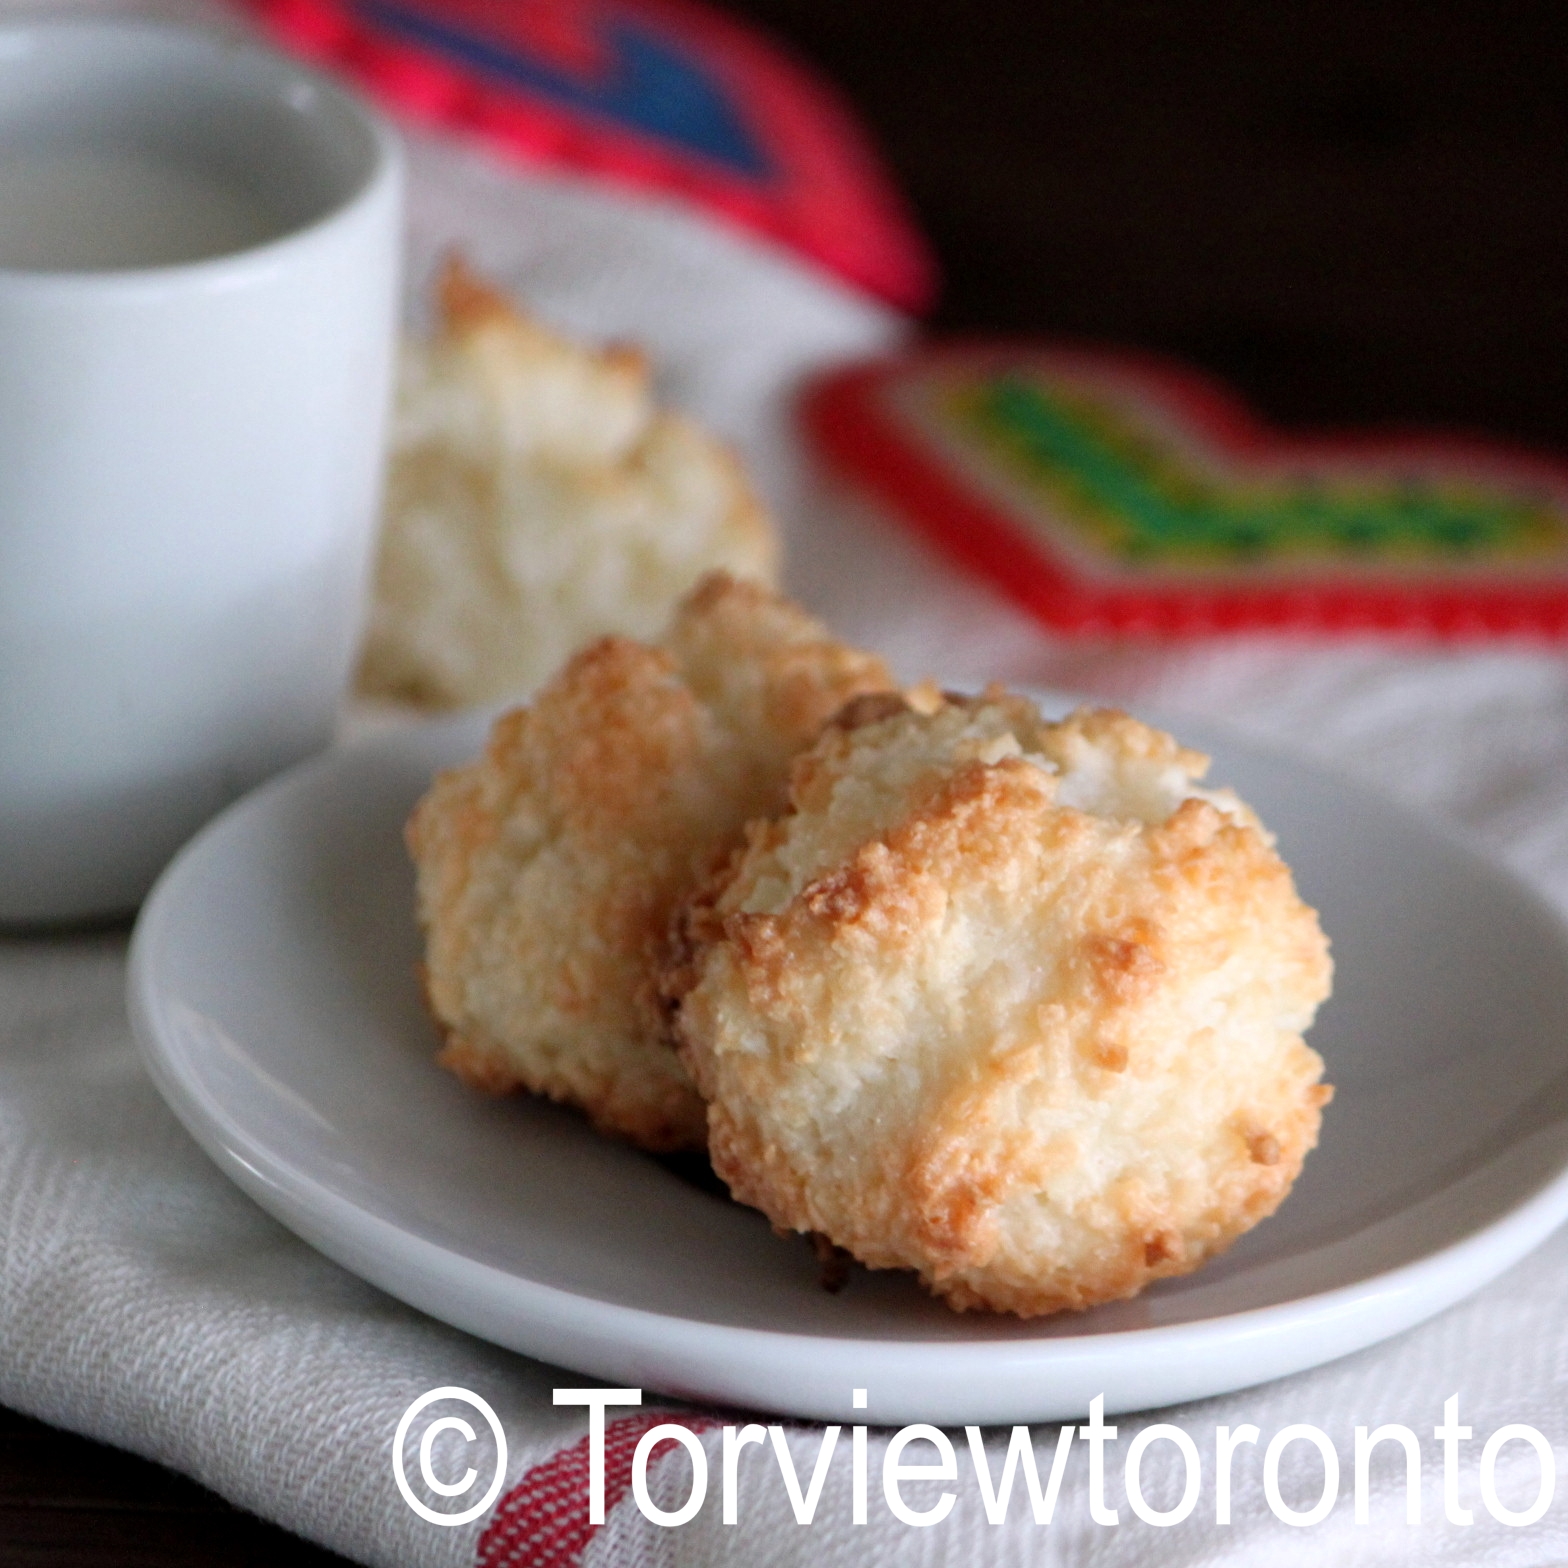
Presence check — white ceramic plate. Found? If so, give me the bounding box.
[128,702,1568,1425]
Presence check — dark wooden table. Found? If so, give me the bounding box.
[0,1405,344,1565]
[7,2,1567,1561]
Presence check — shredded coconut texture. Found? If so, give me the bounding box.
[407,574,893,1151]
[358,259,778,708]
[663,691,1333,1315]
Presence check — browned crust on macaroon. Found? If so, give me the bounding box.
[663,694,1332,1315]
[408,573,895,1150]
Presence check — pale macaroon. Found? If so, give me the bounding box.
[359,259,778,708]
[663,690,1333,1315]
[407,574,894,1151]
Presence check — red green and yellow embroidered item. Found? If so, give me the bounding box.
[805,343,1568,637]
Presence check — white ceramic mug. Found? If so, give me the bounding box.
[0,19,402,924]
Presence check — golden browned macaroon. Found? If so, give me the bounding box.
[662,690,1333,1315]
[406,573,894,1151]
[358,258,778,708]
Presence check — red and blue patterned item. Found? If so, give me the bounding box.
[250,0,935,310]
[805,343,1568,638]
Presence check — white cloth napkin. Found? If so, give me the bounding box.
[7,6,1568,1565]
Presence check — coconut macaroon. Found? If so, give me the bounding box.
[661,691,1333,1316]
[407,574,894,1151]
[358,259,778,708]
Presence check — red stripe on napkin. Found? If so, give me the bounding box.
[477,1411,722,1567]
